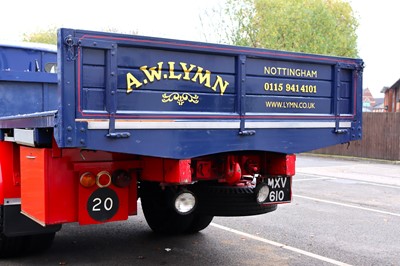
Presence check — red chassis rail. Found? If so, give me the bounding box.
[0,140,295,226]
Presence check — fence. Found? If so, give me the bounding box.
[311,112,400,161]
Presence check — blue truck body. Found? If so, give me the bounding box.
[0,28,363,257]
[1,28,363,158]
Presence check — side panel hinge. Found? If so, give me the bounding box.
[106,114,131,139]
[239,130,256,136]
[334,129,348,134]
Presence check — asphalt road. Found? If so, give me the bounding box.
[3,154,400,265]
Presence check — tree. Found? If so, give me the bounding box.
[205,0,358,57]
[23,27,57,45]
[22,27,139,45]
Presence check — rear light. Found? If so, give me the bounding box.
[80,172,96,188]
[112,169,132,188]
[254,183,270,204]
[96,171,112,188]
[173,190,196,215]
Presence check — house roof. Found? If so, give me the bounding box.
[381,86,389,93]
[374,98,384,106]
[382,78,400,93]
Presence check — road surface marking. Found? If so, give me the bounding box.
[296,172,400,189]
[211,223,352,266]
[296,195,400,217]
[294,177,337,182]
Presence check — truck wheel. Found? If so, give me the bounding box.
[0,232,55,258]
[140,182,194,234]
[0,234,25,258]
[184,214,213,234]
[193,184,278,216]
[25,232,56,254]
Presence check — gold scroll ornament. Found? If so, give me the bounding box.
[162,92,199,106]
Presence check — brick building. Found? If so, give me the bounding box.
[362,88,376,112]
[381,78,400,112]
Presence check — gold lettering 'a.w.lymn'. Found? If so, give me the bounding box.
[126,61,229,95]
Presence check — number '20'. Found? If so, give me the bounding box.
[92,197,113,212]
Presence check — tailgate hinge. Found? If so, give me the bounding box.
[64,35,80,61]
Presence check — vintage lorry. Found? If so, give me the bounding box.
[0,28,363,257]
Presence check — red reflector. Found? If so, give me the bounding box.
[80,172,96,188]
[96,171,111,188]
[112,169,132,188]
[268,154,296,176]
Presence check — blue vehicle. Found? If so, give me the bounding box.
[0,28,363,257]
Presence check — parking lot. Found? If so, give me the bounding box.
[4,154,400,265]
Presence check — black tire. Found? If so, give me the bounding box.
[0,205,56,258]
[0,234,25,258]
[194,184,278,216]
[25,233,56,254]
[0,232,55,258]
[185,213,213,234]
[140,182,194,235]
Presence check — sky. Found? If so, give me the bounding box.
[0,0,399,98]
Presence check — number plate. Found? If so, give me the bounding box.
[264,176,291,204]
[87,188,119,222]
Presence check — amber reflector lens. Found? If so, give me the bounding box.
[80,172,96,188]
[96,171,112,188]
